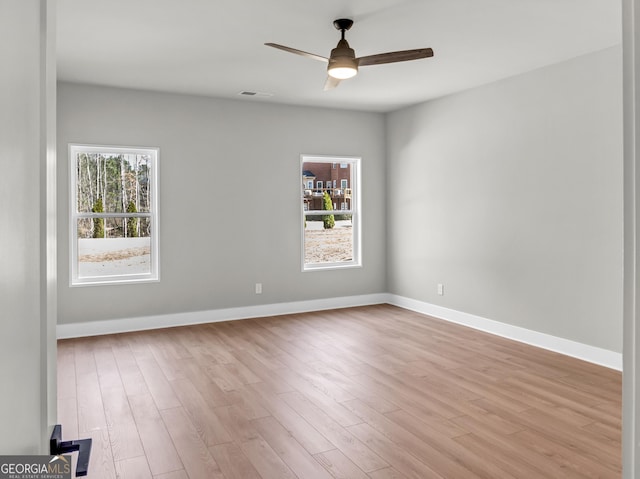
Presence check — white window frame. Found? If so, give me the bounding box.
[69,144,160,286]
[317,180,323,190]
[301,155,361,271]
[341,179,348,189]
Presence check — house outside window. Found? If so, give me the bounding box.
[70,144,159,285]
[301,155,360,271]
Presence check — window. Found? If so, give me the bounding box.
[70,144,159,285]
[306,180,313,189]
[317,181,323,189]
[301,155,360,271]
[341,179,348,189]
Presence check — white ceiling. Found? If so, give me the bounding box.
[56,0,622,113]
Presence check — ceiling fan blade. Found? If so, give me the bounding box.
[357,48,434,66]
[324,76,342,91]
[264,43,328,63]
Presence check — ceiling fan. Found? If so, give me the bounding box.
[265,19,434,90]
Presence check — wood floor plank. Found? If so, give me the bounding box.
[516,407,621,473]
[213,405,261,443]
[449,408,526,437]
[384,406,467,440]
[57,397,79,440]
[209,442,262,479]
[77,370,108,433]
[94,347,124,391]
[152,470,189,479]
[202,361,247,392]
[275,366,363,427]
[367,467,410,479]
[57,305,621,479]
[343,398,484,479]
[308,361,400,414]
[240,436,298,479]
[101,387,145,461]
[112,344,152,397]
[280,390,389,473]
[431,366,533,413]
[353,363,475,420]
[128,394,184,476]
[149,341,187,382]
[83,428,117,479]
[581,420,621,444]
[453,407,614,478]
[229,349,294,394]
[512,428,619,478]
[253,415,334,479]
[384,409,518,479]
[224,385,271,420]
[169,377,233,446]
[346,371,457,425]
[177,358,234,407]
[247,382,334,454]
[347,422,444,479]
[114,456,152,479]
[57,341,77,399]
[313,449,370,479]
[135,356,181,410]
[159,407,225,479]
[453,432,554,479]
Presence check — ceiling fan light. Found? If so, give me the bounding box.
[328,53,358,79]
[328,65,358,79]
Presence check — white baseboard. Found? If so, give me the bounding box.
[57,292,621,371]
[56,293,390,339]
[387,294,622,371]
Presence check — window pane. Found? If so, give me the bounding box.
[77,218,152,278]
[304,216,353,265]
[302,160,351,212]
[75,152,152,213]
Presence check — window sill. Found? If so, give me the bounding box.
[303,262,362,272]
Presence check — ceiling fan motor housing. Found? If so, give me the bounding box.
[328,39,358,79]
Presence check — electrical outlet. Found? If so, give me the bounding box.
[437,283,444,296]
[255,283,262,294]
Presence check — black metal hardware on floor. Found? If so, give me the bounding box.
[49,424,92,477]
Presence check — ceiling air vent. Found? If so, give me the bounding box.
[238,91,274,98]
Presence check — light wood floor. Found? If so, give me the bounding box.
[57,304,621,478]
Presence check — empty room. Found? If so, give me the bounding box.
[3,0,639,478]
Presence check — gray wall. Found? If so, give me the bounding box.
[386,46,623,352]
[57,83,387,325]
[0,0,56,453]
